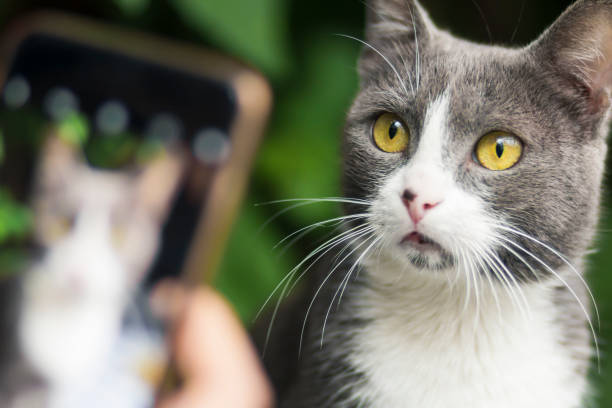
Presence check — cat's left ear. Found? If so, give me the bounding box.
[136,150,185,221]
[530,0,612,114]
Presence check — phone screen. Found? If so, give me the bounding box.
[0,29,238,406]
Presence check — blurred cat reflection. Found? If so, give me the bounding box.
[16,136,183,407]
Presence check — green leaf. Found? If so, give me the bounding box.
[170,0,291,78]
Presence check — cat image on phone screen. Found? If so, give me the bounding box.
[14,136,183,407]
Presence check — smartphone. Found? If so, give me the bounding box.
[0,11,270,407]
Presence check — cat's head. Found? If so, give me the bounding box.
[343,0,612,282]
[29,136,184,299]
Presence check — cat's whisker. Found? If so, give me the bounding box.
[335,34,413,96]
[469,0,493,44]
[455,245,477,327]
[256,222,372,322]
[495,224,600,328]
[373,230,387,271]
[275,226,318,259]
[475,242,530,322]
[261,224,374,355]
[462,246,482,332]
[340,232,386,303]
[491,233,542,284]
[497,237,601,371]
[460,247,473,317]
[510,0,526,43]
[485,246,533,321]
[286,225,377,297]
[486,255,527,322]
[302,231,378,354]
[256,198,370,234]
[391,41,416,95]
[256,197,371,206]
[275,218,365,259]
[321,233,383,347]
[331,224,373,267]
[470,241,503,322]
[273,213,369,250]
[258,201,322,233]
[287,225,376,296]
[406,1,421,92]
[362,0,421,93]
[469,249,482,329]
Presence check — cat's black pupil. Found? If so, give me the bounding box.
[389,122,400,140]
[495,141,504,158]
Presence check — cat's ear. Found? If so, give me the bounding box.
[364,0,435,46]
[135,150,184,222]
[530,0,612,114]
[359,0,435,82]
[35,136,80,192]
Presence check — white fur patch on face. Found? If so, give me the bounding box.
[368,92,497,279]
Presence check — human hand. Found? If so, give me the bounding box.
[151,282,274,408]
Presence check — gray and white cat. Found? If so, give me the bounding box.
[266,1,612,407]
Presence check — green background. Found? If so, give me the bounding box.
[2,0,612,404]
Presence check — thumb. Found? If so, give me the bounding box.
[152,282,274,408]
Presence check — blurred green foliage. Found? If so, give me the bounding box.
[0,131,4,164]
[57,112,90,146]
[112,0,150,16]
[0,248,30,279]
[170,0,291,79]
[0,188,32,244]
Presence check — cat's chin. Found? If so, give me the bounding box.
[398,232,455,271]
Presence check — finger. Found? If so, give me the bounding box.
[154,284,274,408]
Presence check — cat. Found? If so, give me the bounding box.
[261,1,612,407]
[8,135,183,407]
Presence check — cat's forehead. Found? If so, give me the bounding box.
[389,40,532,106]
[360,39,569,145]
[72,169,133,203]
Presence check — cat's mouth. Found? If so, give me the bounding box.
[400,232,443,252]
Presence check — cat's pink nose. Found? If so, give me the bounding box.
[401,189,441,225]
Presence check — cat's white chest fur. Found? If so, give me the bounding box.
[345,264,585,408]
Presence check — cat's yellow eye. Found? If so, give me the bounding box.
[475,132,523,171]
[372,113,410,153]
